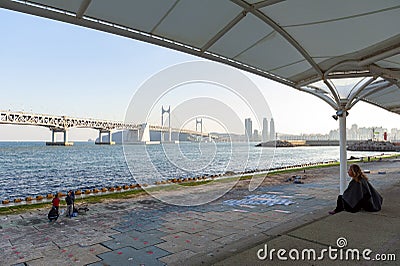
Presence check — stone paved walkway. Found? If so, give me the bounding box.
[1,159,399,265]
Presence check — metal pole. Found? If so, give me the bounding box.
[339,111,347,195]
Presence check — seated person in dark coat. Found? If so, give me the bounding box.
[329,164,383,215]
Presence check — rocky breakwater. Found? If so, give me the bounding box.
[347,140,400,151]
[255,140,294,147]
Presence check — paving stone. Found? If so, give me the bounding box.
[213,233,246,245]
[86,262,109,266]
[192,231,221,241]
[26,243,109,266]
[206,227,240,238]
[0,239,12,248]
[102,229,165,250]
[76,235,114,247]
[162,221,211,235]
[51,235,70,247]
[159,231,221,253]
[217,211,248,222]
[135,245,170,259]
[156,241,187,253]
[134,221,163,232]
[0,246,43,266]
[158,249,197,264]
[97,246,165,266]
[255,221,280,230]
[158,222,183,234]
[54,236,84,248]
[231,217,266,228]
[192,211,224,222]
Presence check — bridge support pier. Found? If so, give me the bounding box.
[96,130,115,145]
[46,128,73,146]
[139,123,151,142]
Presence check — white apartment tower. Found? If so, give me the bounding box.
[245,118,252,140]
[270,118,275,140]
[262,117,268,142]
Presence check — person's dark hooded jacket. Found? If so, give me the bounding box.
[342,178,383,212]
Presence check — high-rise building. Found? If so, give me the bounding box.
[262,118,268,142]
[270,118,275,140]
[245,118,252,140]
[253,129,259,142]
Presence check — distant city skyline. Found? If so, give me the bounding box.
[279,124,400,142]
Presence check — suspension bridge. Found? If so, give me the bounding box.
[0,109,211,145]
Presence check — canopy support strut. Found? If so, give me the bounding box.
[339,109,347,195]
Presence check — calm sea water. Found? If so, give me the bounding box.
[0,141,392,200]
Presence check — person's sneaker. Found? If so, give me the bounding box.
[328,210,336,215]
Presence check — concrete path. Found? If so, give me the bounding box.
[214,175,400,265]
[0,159,399,266]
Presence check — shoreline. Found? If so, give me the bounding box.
[1,153,397,214]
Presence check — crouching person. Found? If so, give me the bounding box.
[48,206,59,221]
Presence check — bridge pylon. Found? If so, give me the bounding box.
[46,128,73,146]
[136,123,150,143]
[95,129,115,145]
[196,118,203,133]
[161,106,171,142]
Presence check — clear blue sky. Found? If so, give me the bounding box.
[0,8,399,141]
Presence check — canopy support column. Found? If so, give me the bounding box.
[339,110,347,195]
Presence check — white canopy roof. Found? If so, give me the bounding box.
[1,0,399,113]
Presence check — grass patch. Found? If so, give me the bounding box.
[179,180,212,186]
[0,202,49,215]
[75,189,147,204]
